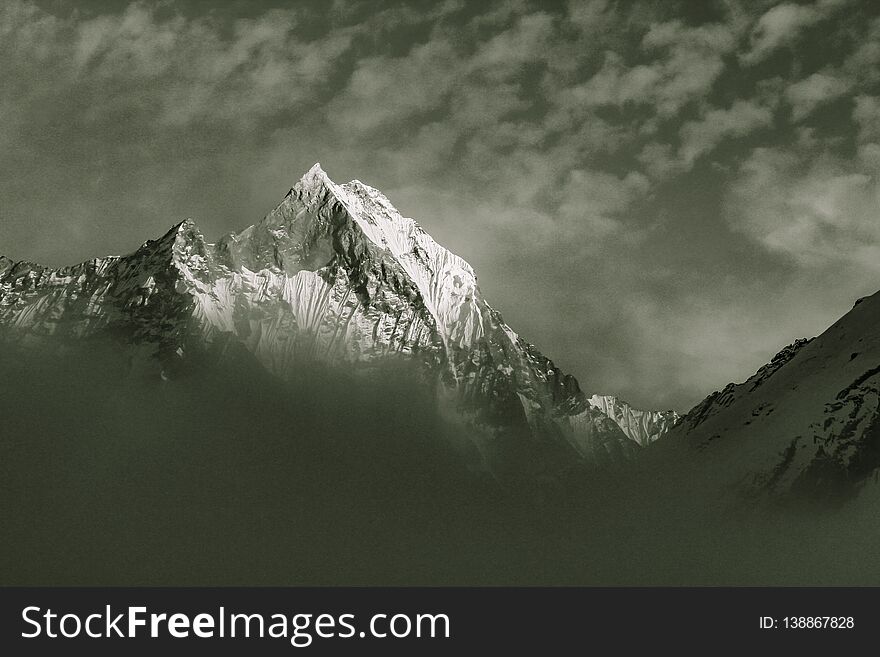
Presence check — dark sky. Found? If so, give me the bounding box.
[2,0,880,411]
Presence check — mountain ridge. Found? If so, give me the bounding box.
[661,288,880,500]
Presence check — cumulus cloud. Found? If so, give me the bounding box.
[637,142,684,179]
[684,100,773,163]
[741,0,848,65]
[842,15,880,85]
[330,10,560,132]
[638,99,773,177]
[726,146,880,272]
[557,169,650,237]
[640,20,739,116]
[0,2,359,129]
[784,71,851,121]
[565,19,738,120]
[853,95,880,143]
[469,11,555,80]
[566,0,614,30]
[327,39,458,134]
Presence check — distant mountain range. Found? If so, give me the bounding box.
[3,164,877,499]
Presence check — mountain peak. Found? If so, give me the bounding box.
[300,162,330,187]
[290,162,338,205]
[154,218,198,241]
[176,217,198,231]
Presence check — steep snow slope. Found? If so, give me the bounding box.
[663,293,880,500]
[588,395,679,447]
[0,164,677,475]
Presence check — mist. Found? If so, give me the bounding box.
[1,340,879,586]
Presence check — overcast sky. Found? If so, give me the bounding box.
[2,0,880,411]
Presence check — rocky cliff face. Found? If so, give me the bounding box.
[0,164,677,477]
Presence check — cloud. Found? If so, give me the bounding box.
[566,19,738,120]
[468,12,555,80]
[784,71,851,121]
[726,146,880,272]
[566,52,661,108]
[853,95,880,143]
[637,142,684,179]
[638,99,773,177]
[328,11,558,137]
[557,169,650,237]
[741,0,848,64]
[1,2,359,130]
[640,20,739,116]
[842,16,880,85]
[326,38,458,134]
[565,0,614,31]
[680,100,774,166]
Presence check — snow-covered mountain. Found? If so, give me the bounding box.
[0,163,675,476]
[664,292,880,501]
[587,395,679,447]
